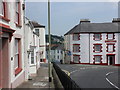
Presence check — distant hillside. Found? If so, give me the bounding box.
[46,34,64,44]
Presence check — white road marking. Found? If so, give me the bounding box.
[106,72,120,90]
[33,82,47,87]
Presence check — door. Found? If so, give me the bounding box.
[1,38,9,88]
[107,55,115,65]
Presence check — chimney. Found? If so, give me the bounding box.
[80,19,90,24]
[112,18,120,23]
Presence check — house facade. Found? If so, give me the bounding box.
[0,0,25,88]
[31,21,46,63]
[64,18,120,66]
[46,45,64,63]
[24,19,46,78]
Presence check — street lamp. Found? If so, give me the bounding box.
[48,0,52,82]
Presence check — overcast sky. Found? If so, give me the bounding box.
[25,1,118,36]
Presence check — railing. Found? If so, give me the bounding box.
[52,62,81,90]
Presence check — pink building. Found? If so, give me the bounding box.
[0,0,25,88]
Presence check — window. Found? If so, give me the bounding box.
[107,33,114,40]
[73,33,80,40]
[107,44,115,52]
[61,51,63,54]
[94,33,101,40]
[73,44,80,52]
[58,56,59,59]
[35,29,39,36]
[31,51,34,64]
[94,55,102,63]
[93,44,102,52]
[14,38,22,75]
[0,0,9,21]
[73,55,80,63]
[14,39,19,69]
[0,0,4,16]
[15,0,21,25]
[57,50,59,53]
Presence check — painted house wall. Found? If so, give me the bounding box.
[118,33,120,64]
[24,23,40,77]
[0,0,25,88]
[10,0,25,88]
[65,32,120,65]
[39,28,46,62]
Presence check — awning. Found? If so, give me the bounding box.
[0,23,15,40]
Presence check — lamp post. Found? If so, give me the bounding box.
[48,0,52,82]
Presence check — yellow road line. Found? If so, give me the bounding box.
[62,69,70,76]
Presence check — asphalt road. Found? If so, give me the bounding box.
[58,64,120,89]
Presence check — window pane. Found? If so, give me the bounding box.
[16,2,19,12]
[95,56,101,63]
[108,34,113,39]
[16,12,19,23]
[31,51,34,64]
[14,54,18,69]
[15,39,18,53]
[14,39,19,69]
[73,45,80,52]
[95,45,101,52]
[73,55,79,63]
[108,45,113,52]
[95,34,100,40]
[73,34,79,40]
[31,57,34,64]
[0,1,4,16]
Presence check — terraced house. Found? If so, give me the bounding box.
[64,18,120,66]
[0,0,25,88]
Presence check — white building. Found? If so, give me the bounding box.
[0,0,25,88]
[64,18,120,66]
[46,45,64,63]
[31,21,46,63]
[24,18,46,78]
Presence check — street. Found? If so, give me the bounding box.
[58,64,120,89]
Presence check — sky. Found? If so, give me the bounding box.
[25,1,118,36]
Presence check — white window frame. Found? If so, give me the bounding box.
[0,0,4,16]
[94,56,101,63]
[14,39,19,69]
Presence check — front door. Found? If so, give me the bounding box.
[0,38,9,88]
[107,55,115,65]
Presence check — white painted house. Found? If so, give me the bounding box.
[46,44,64,63]
[24,18,46,78]
[0,0,25,88]
[31,21,46,63]
[64,18,120,66]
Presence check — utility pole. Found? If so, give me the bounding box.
[48,0,52,82]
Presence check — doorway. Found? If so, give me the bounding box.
[107,55,115,65]
[0,38,9,88]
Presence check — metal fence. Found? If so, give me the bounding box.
[52,62,81,90]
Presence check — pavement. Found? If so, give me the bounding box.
[16,63,54,89]
[58,64,120,89]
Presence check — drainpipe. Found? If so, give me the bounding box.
[23,0,27,80]
[89,33,90,64]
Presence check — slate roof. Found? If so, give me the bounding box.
[64,21,120,35]
[31,21,45,28]
[51,44,64,50]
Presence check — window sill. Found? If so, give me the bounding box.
[0,15,10,22]
[94,39,101,41]
[15,22,22,28]
[107,51,114,53]
[94,51,102,53]
[73,39,80,41]
[105,40,116,42]
[15,68,22,76]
